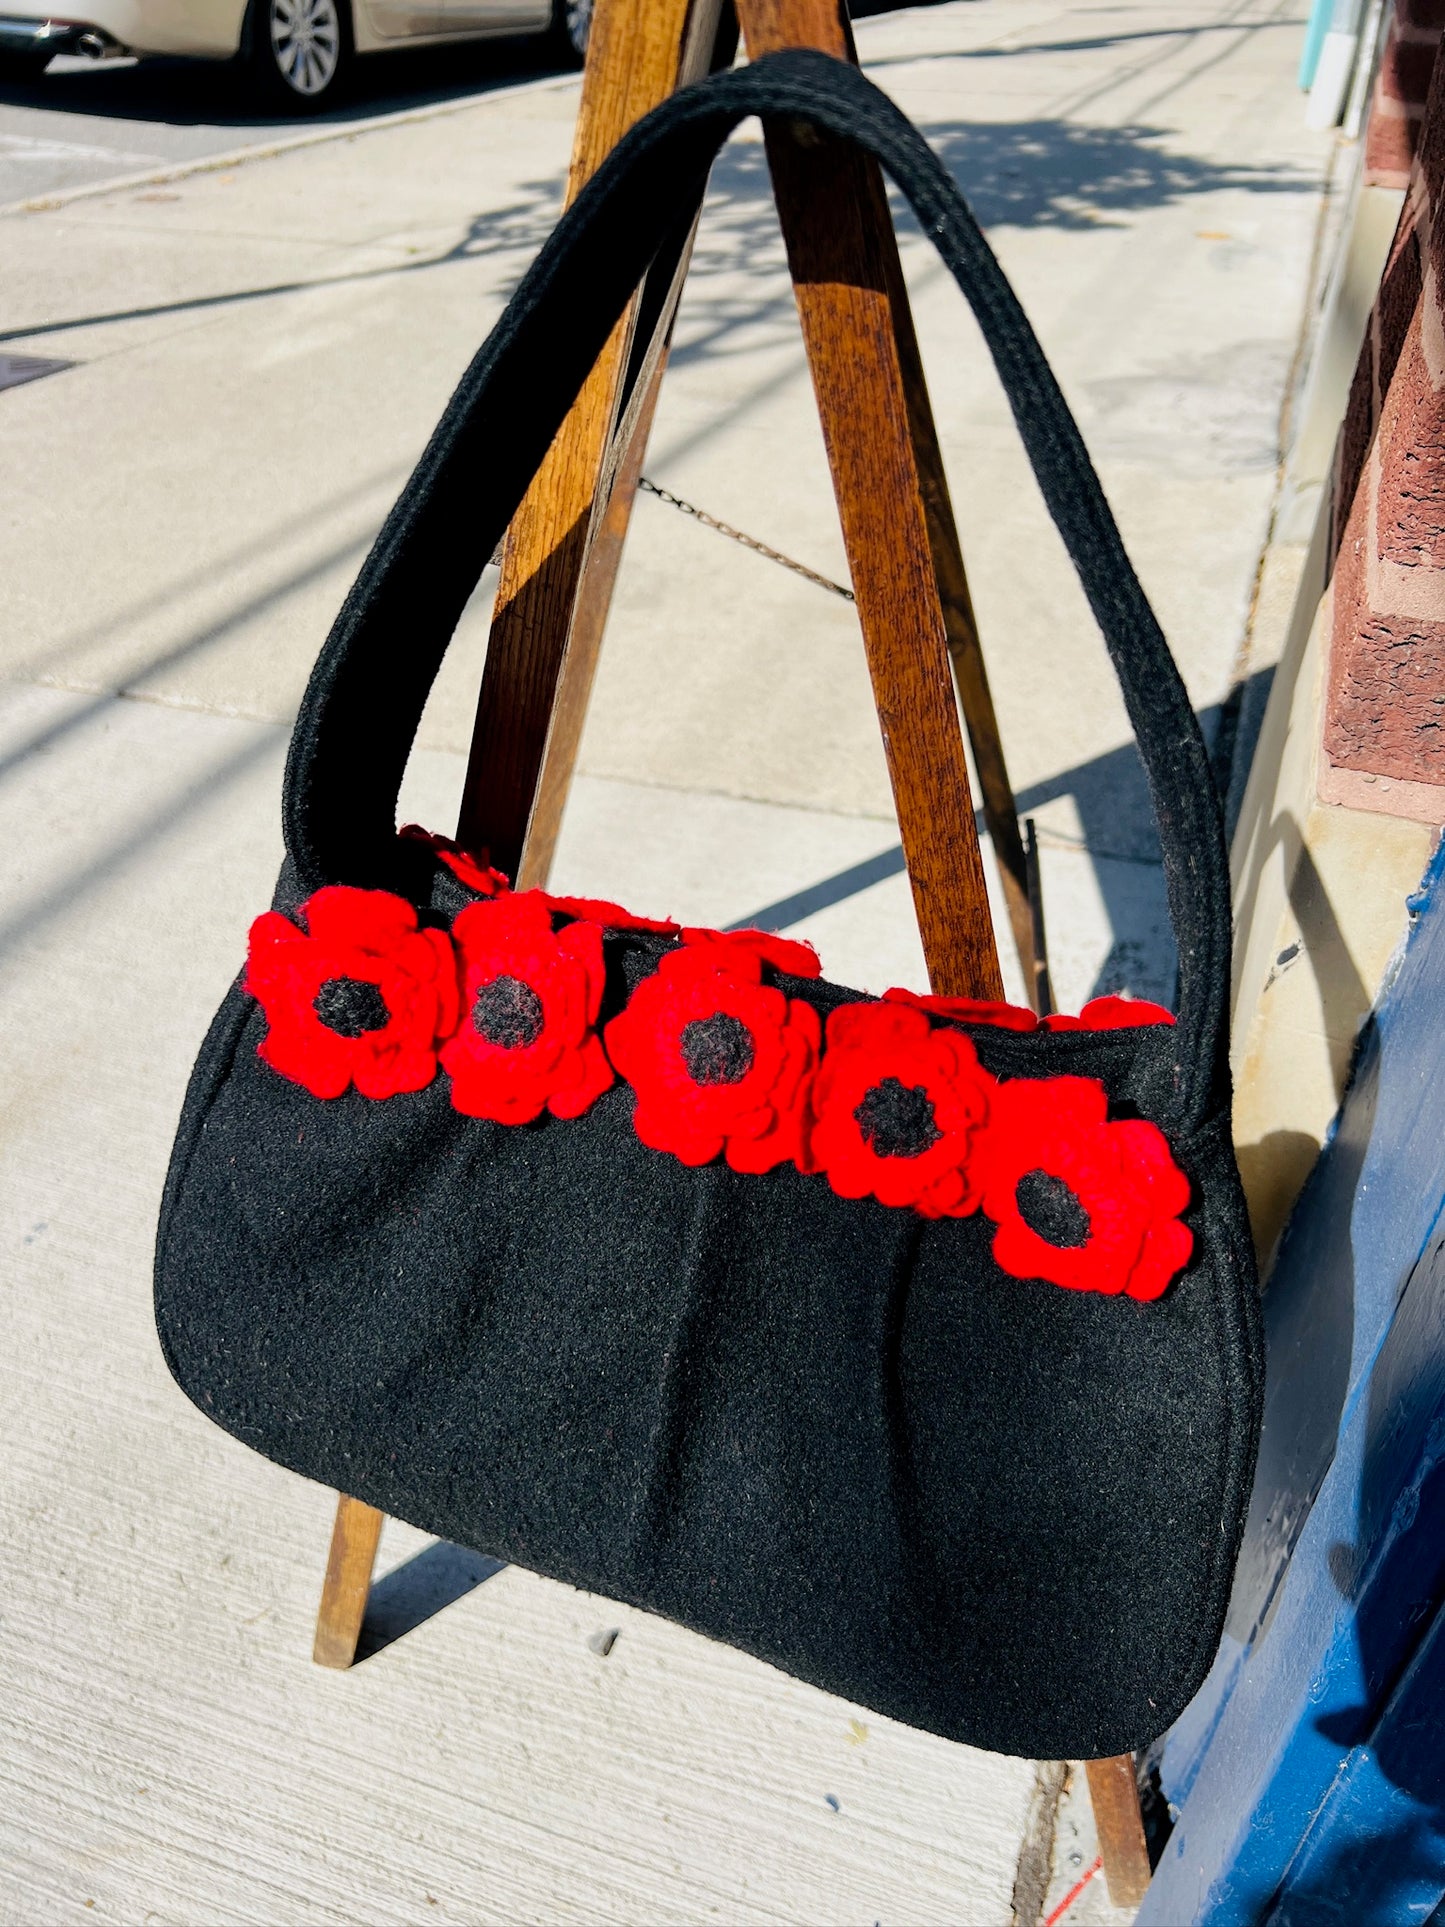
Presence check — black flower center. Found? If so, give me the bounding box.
[854,1077,941,1159]
[680,1013,755,1085]
[473,974,545,1049]
[1015,1169,1091,1248]
[313,976,390,1038]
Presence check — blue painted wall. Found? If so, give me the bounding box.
[1138,836,1445,1925]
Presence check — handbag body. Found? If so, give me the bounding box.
[155,52,1262,1763]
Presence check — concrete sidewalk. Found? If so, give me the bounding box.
[0,4,1331,1921]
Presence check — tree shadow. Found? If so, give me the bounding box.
[664,125,1312,375]
[906,113,1311,233]
[713,101,1311,241]
[4,102,1314,352]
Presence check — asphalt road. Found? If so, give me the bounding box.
[0,0,929,209]
[0,35,569,207]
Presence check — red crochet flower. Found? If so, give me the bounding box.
[541,892,680,934]
[441,891,612,1124]
[884,987,1038,1031]
[979,1076,1192,1300]
[398,824,509,897]
[245,887,459,1100]
[807,1002,994,1217]
[604,944,820,1173]
[1044,995,1175,1031]
[681,927,823,980]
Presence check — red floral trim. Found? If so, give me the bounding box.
[1044,995,1176,1031]
[242,879,1190,1298]
[605,942,820,1173]
[542,893,680,934]
[245,886,459,1100]
[807,1002,994,1217]
[885,987,1038,1031]
[978,1075,1192,1300]
[681,927,823,980]
[886,988,1176,1032]
[399,825,510,898]
[441,891,612,1124]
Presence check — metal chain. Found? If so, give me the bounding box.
[487,479,856,604]
[638,476,856,602]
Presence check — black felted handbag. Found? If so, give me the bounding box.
[155,51,1263,1762]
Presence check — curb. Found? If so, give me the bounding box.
[0,62,580,220]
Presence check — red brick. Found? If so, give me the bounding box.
[1328,324,1445,786]
[1332,224,1422,560]
[1366,10,1445,184]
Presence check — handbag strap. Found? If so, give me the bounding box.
[282,49,1232,1129]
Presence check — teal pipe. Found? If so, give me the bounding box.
[1300,0,1335,88]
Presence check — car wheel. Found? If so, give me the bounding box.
[0,50,50,83]
[549,0,591,66]
[247,0,350,109]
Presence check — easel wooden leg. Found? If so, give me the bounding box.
[1085,1753,1152,1908]
[313,1494,384,1670]
[517,351,669,890]
[885,234,1037,1000]
[455,0,728,880]
[736,1,999,997]
[1024,818,1054,1017]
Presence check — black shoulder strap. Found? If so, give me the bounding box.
[282,49,1232,1128]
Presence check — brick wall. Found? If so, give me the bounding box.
[1326,11,1445,817]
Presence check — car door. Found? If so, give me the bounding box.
[432,0,545,29]
[361,0,543,38]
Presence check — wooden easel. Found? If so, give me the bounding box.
[310,0,1150,1907]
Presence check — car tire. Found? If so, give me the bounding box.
[245,0,351,109]
[0,50,51,83]
[548,0,590,66]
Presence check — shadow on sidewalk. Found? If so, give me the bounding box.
[733,672,1277,1006]
[355,1539,505,1662]
[2,101,1314,350]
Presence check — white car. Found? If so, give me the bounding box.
[0,0,590,107]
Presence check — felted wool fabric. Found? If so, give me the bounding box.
[154,50,1263,1762]
[157,872,1257,1761]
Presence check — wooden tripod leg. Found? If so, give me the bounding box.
[736,0,1031,1000]
[893,319,1037,1002]
[1024,818,1055,1017]
[313,1494,384,1669]
[518,350,669,890]
[455,0,728,879]
[1085,1754,1152,1908]
[737,0,1000,997]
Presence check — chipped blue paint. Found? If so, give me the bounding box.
[1138,834,1445,1925]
